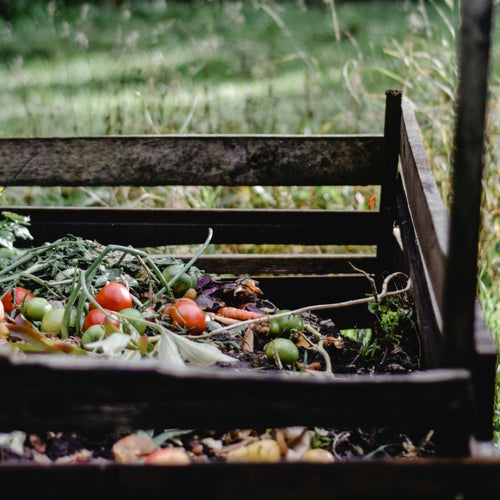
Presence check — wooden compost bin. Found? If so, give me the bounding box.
[0,88,498,498]
[0,3,499,495]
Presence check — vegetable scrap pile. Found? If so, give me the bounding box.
[0,212,432,466]
[0,426,436,465]
[0,212,420,374]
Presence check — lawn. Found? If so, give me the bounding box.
[0,0,499,441]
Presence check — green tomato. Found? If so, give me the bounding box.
[81,324,105,348]
[266,338,300,365]
[23,297,52,321]
[119,307,147,335]
[269,310,304,337]
[162,263,199,298]
[40,307,76,335]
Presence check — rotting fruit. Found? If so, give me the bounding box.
[90,282,133,312]
[168,300,206,335]
[1,287,35,314]
[162,263,199,298]
[226,439,282,463]
[40,307,76,335]
[145,448,190,465]
[23,297,52,321]
[269,309,304,337]
[266,338,300,365]
[81,324,105,348]
[83,308,120,332]
[119,307,147,334]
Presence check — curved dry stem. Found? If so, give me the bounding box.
[202,273,411,338]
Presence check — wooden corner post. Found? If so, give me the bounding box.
[377,89,403,276]
[442,0,494,368]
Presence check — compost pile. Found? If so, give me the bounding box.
[0,213,419,374]
[0,212,430,465]
[0,426,436,466]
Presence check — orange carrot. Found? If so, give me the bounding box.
[217,307,265,321]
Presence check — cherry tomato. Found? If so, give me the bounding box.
[90,282,133,312]
[161,298,196,319]
[24,297,52,321]
[269,310,304,337]
[169,300,206,335]
[119,307,147,335]
[266,338,299,365]
[81,325,105,348]
[83,308,120,332]
[40,307,76,335]
[1,287,35,314]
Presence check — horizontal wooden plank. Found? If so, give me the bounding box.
[194,253,377,275]
[2,457,500,499]
[0,135,385,187]
[0,347,474,433]
[400,99,449,331]
[9,206,382,247]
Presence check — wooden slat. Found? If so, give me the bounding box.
[376,89,402,274]
[194,253,377,276]
[0,349,474,433]
[0,135,385,187]
[2,457,500,500]
[395,181,442,368]
[9,206,381,247]
[399,99,449,332]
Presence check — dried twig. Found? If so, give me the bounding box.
[198,271,411,339]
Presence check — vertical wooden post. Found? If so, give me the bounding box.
[442,0,494,367]
[377,89,402,276]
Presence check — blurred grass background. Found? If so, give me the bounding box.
[0,0,499,441]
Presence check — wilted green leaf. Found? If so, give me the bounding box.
[85,332,132,356]
[0,211,33,250]
[158,331,186,367]
[171,332,237,366]
[158,330,237,367]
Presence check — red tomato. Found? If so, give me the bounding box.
[161,298,195,319]
[1,287,35,314]
[161,302,174,318]
[169,300,206,335]
[90,282,133,312]
[83,308,120,332]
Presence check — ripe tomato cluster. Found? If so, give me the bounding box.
[83,282,133,333]
[1,276,210,348]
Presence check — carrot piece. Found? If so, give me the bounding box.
[217,307,265,321]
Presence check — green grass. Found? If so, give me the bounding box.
[0,0,499,444]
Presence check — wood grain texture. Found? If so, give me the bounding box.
[400,98,449,332]
[442,0,494,368]
[194,253,377,275]
[0,349,474,433]
[0,135,385,186]
[395,181,442,369]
